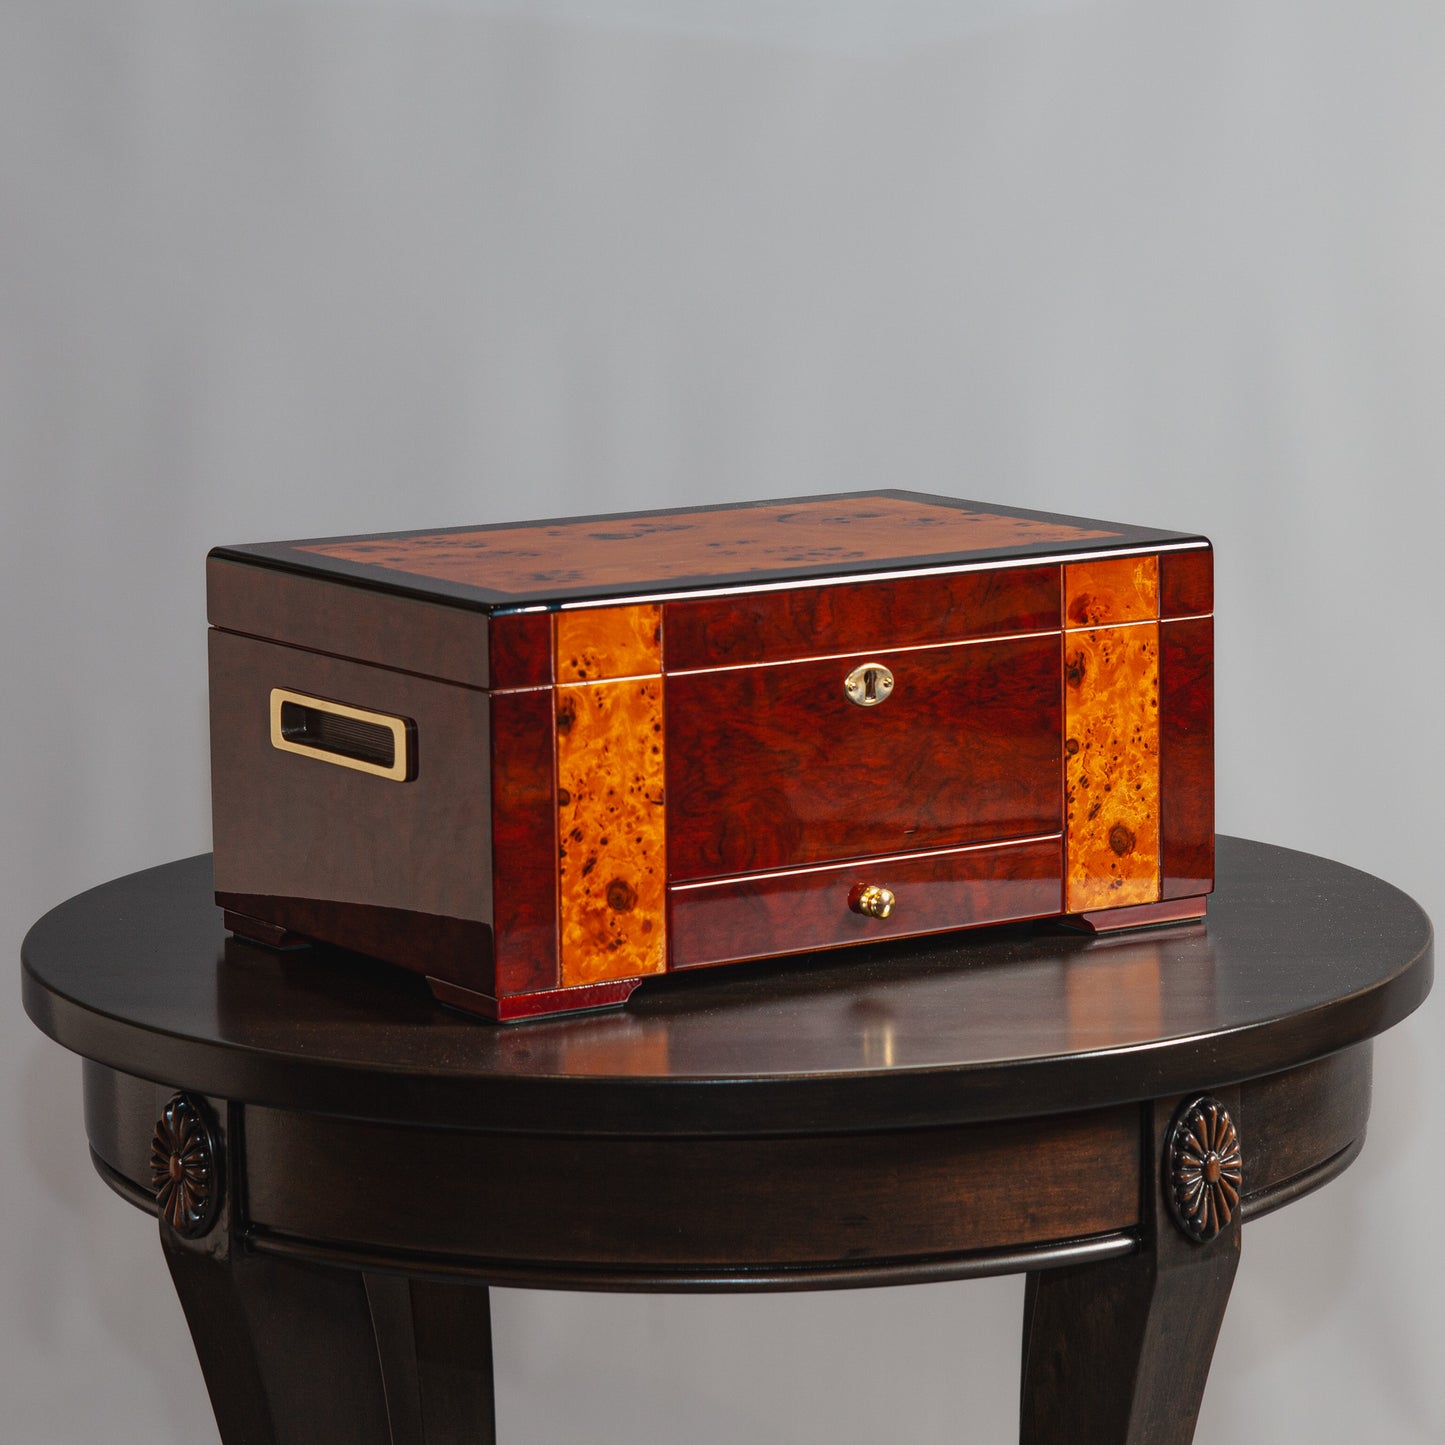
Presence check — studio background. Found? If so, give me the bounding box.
[3,2,1442,1441]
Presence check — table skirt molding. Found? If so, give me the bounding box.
[83,1044,1372,1294]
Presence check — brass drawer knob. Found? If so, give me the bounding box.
[850,884,896,919]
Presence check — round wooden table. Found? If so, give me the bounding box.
[21,837,1432,1445]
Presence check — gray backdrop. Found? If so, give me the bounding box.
[3,2,1442,1441]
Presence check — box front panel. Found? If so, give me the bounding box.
[491,688,560,995]
[1161,614,1215,899]
[663,565,1061,670]
[1161,546,1214,619]
[210,629,494,989]
[665,633,1063,881]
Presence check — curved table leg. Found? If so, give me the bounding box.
[162,1237,495,1445]
[1019,1094,1242,1445]
[363,1274,497,1445]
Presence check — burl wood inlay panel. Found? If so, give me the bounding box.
[556,679,667,986]
[298,498,1119,598]
[667,636,1062,880]
[664,565,1061,671]
[1065,555,1159,629]
[555,604,662,683]
[1064,623,1162,911]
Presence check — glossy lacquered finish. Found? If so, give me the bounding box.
[1161,616,1215,899]
[666,634,1063,879]
[662,562,1061,668]
[236,492,1172,609]
[23,838,1430,1135]
[20,839,1432,1445]
[207,491,1215,1018]
[209,628,495,989]
[669,835,1061,969]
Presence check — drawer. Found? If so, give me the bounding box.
[665,633,1063,880]
[663,565,1061,670]
[668,836,1063,969]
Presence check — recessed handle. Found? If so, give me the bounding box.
[269,689,415,781]
[849,884,897,919]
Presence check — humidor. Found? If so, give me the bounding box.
[208,491,1213,1019]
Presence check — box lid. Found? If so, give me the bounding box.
[209,490,1205,615]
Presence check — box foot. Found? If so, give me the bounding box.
[426,975,642,1022]
[223,908,313,952]
[1059,896,1208,934]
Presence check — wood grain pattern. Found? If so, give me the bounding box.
[669,838,1062,969]
[1064,624,1161,911]
[490,690,559,996]
[488,612,551,690]
[1161,547,1213,618]
[362,1276,497,1445]
[555,604,662,683]
[1065,555,1159,629]
[556,679,667,985]
[666,636,1063,880]
[297,497,1120,598]
[208,629,495,991]
[162,1239,400,1445]
[208,558,492,689]
[242,1103,1142,1268]
[1020,1092,1241,1445]
[663,565,1061,670]
[216,894,490,989]
[81,1040,1386,1277]
[1161,616,1215,900]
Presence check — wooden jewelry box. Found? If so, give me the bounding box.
[208,491,1214,1020]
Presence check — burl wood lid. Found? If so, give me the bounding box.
[210,490,1203,613]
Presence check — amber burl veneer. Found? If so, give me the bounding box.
[556,674,667,987]
[1062,556,1162,914]
[207,491,1214,1019]
[296,496,1119,597]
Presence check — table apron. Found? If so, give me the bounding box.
[83,1044,1372,1290]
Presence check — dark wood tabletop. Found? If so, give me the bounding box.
[22,836,1431,1134]
[20,836,1433,1445]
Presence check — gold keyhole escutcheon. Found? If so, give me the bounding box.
[850,884,897,919]
[844,662,895,707]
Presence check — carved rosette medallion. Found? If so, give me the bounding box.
[1166,1097,1242,1244]
[149,1094,221,1238]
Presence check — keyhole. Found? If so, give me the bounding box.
[844,661,894,707]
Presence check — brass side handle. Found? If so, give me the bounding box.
[270,689,415,782]
[849,884,897,920]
